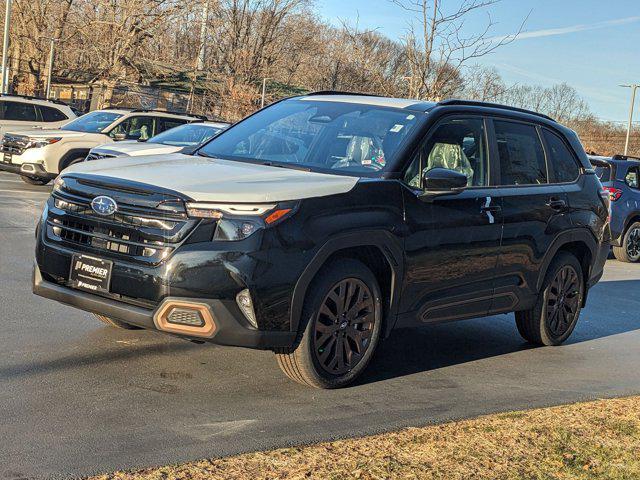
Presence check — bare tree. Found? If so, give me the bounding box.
[391,0,524,100]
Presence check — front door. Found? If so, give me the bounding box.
[400,116,503,324]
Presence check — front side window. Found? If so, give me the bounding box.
[149,123,223,147]
[198,100,422,175]
[625,167,639,189]
[593,164,611,182]
[109,116,155,140]
[1,101,38,121]
[62,111,123,133]
[495,120,547,185]
[404,117,487,188]
[543,130,580,183]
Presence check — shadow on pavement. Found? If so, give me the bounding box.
[358,279,640,386]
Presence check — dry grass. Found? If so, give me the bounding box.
[92,396,640,480]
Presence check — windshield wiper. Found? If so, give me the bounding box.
[196,152,312,172]
[258,161,311,172]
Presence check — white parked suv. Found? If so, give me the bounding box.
[0,108,205,185]
[0,94,77,138]
[86,121,229,161]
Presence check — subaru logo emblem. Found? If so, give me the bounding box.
[91,196,117,216]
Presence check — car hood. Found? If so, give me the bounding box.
[92,141,182,157]
[4,128,89,139]
[63,153,360,202]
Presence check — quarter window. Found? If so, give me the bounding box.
[494,120,547,185]
[39,105,68,122]
[404,118,487,187]
[543,130,580,183]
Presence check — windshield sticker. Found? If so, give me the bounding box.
[390,124,404,133]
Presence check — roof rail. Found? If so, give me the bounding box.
[305,90,382,98]
[102,106,135,111]
[612,154,640,161]
[131,108,208,121]
[1,93,70,107]
[437,99,555,122]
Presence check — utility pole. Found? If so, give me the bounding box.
[621,84,639,156]
[45,39,56,99]
[196,0,209,71]
[261,77,268,108]
[1,0,12,94]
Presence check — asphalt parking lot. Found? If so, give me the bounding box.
[1,171,639,479]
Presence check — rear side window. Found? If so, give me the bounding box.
[0,101,38,121]
[158,118,187,133]
[494,120,547,185]
[543,130,580,183]
[38,105,68,122]
[626,167,639,189]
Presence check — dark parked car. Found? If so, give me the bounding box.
[33,93,610,388]
[590,154,640,262]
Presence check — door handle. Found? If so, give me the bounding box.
[480,205,501,212]
[546,198,567,211]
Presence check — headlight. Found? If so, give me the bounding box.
[185,202,296,241]
[28,137,61,148]
[53,176,65,192]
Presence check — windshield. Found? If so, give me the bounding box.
[197,100,422,175]
[61,111,123,133]
[148,123,224,147]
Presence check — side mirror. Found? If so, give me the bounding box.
[113,133,127,141]
[419,168,467,200]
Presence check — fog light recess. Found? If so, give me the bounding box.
[154,300,216,338]
[236,289,258,328]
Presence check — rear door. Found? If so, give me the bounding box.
[488,119,573,312]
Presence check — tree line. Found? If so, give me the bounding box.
[4,0,637,156]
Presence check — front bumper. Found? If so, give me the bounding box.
[0,161,56,179]
[33,264,296,349]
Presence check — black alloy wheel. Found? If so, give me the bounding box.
[545,265,581,338]
[626,226,640,262]
[313,278,376,375]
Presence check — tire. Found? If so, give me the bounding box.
[20,175,51,186]
[515,251,584,346]
[275,259,383,389]
[94,314,142,330]
[612,222,640,263]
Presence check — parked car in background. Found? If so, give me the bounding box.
[33,93,609,388]
[85,121,230,161]
[0,94,77,138]
[0,108,205,185]
[590,154,640,262]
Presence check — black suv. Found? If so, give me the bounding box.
[33,93,610,388]
[590,155,640,262]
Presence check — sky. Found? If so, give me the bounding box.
[318,0,640,122]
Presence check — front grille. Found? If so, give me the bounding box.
[45,178,199,264]
[1,133,30,155]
